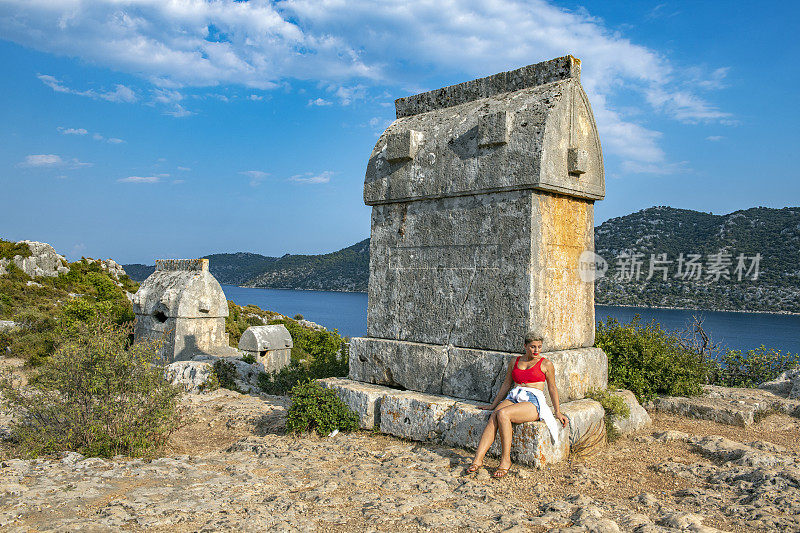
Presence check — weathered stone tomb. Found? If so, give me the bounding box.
[321,56,650,468]
[350,55,607,404]
[238,324,293,373]
[133,259,235,362]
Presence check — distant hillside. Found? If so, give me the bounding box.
[204,252,278,285]
[124,240,369,291]
[124,206,800,313]
[244,239,369,292]
[594,206,800,313]
[122,263,156,282]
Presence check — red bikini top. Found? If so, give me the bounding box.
[512,356,546,384]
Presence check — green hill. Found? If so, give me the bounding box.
[124,206,800,313]
[594,206,800,313]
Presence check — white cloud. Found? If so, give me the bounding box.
[118,176,160,183]
[177,166,192,171]
[706,135,724,142]
[57,127,88,135]
[620,160,690,175]
[290,170,333,184]
[239,170,270,186]
[5,0,734,168]
[58,127,124,143]
[248,94,263,101]
[308,97,332,107]
[330,84,366,105]
[18,154,91,168]
[21,154,63,167]
[163,104,194,117]
[38,74,137,103]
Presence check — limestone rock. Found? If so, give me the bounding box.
[323,378,571,468]
[759,367,800,399]
[609,389,651,435]
[165,361,214,394]
[647,385,800,426]
[192,355,265,394]
[0,240,68,278]
[318,377,387,429]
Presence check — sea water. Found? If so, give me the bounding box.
[222,285,800,355]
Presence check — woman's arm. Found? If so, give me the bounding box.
[482,359,514,410]
[543,360,568,426]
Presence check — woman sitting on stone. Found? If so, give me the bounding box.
[467,330,568,478]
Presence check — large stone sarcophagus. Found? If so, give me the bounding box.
[349,55,607,404]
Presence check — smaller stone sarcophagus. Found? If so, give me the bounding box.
[238,325,293,373]
[133,259,231,362]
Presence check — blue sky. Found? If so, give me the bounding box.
[1,1,797,264]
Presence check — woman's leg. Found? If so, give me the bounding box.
[494,402,540,474]
[470,400,513,467]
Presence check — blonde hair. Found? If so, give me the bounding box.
[524,330,544,345]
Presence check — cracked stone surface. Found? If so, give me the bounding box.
[1,388,798,532]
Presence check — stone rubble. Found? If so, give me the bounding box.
[647,385,800,427]
[1,388,798,531]
[760,367,800,400]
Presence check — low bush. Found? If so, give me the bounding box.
[224,301,281,347]
[1,256,136,365]
[241,353,257,365]
[0,318,182,458]
[258,362,310,396]
[586,389,630,442]
[713,346,799,388]
[285,380,359,436]
[595,315,714,402]
[212,359,242,392]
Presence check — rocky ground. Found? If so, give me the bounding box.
[0,387,798,532]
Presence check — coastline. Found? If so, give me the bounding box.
[236,285,800,317]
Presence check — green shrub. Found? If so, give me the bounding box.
[595,315,714,402]
[201,368,220,392]
[258,362,311,396]
[285,380,359,436]
[586,388,631,442]
[257,319,349,395]
[0,318,182,458]
[212,359,242,392]
[241,353,257,365]
[714,346,799,388]
[0,239,32,261]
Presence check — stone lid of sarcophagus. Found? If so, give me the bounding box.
[132,259,229,319]
[364,55,604,205]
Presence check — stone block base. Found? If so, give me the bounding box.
[320,378,612,468]
[349,337,608,403]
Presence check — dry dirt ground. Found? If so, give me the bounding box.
[0,388,798,532]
